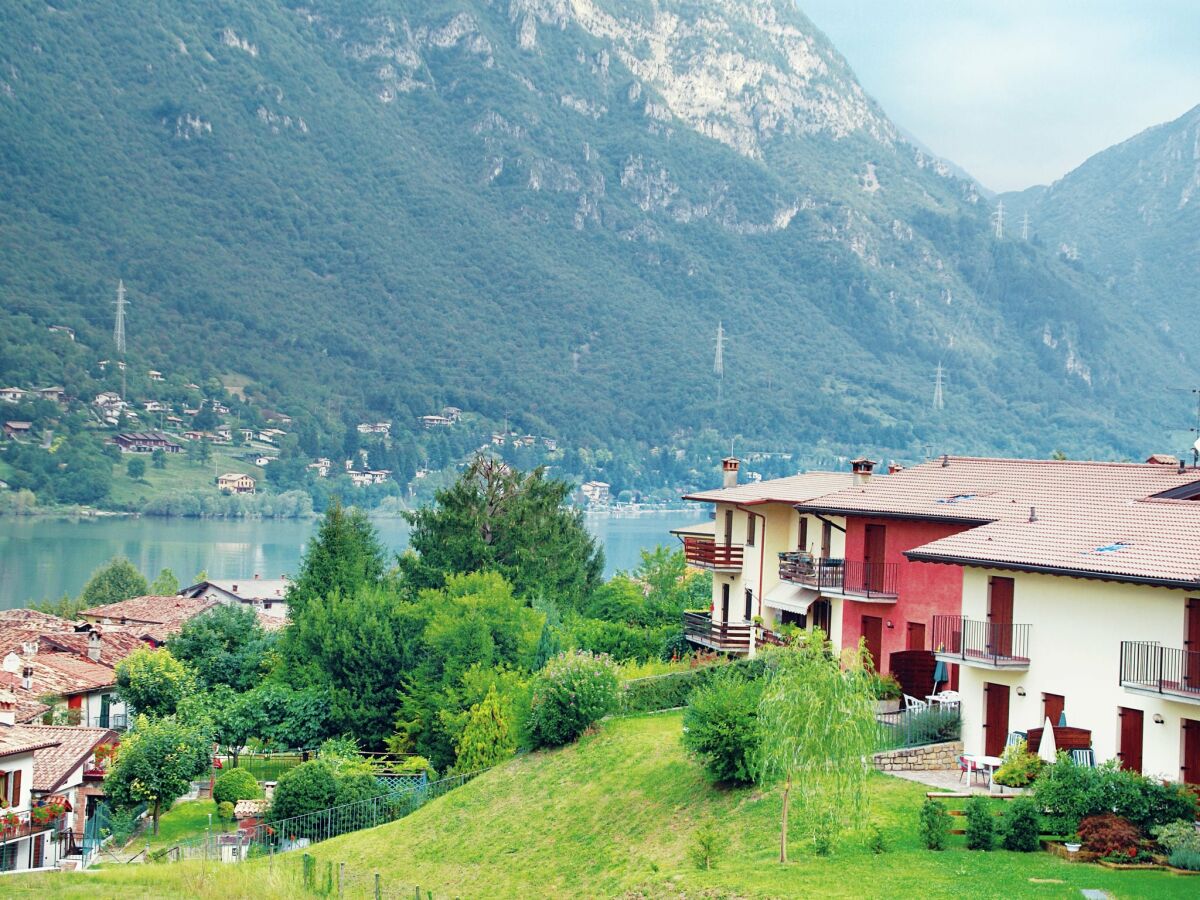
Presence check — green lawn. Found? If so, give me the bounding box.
[13,712,1196,898]
[131,800,234,853]
[107,446,266,508]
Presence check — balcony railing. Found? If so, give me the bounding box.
[1120,641,1200,703]
[777,554,898,600]
[682,537,744,571]
[683,611,751,652]
[932,615,1031,668]
[85,712,128,731]
[0,808,64,843]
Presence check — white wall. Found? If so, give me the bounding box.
[956,567,1197,780]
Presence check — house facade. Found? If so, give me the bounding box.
[678,458,857,654]
[908,491,1200,784]
[112,432,182,454]
[217,473,256,494]
[180,577,290,624]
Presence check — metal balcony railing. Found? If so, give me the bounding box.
[1120,641,1200,702]
[933,615,1031,667]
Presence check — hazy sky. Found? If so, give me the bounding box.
[800,1,1200,192]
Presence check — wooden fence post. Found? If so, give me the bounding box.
[375,873,381,900]
[338,861,345,899]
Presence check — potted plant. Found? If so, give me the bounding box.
[1,809,19,834]
[870,674,903,713]
[990,739,1043,794]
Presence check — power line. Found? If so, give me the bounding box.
[713,321,726,403]
[992,200,1005,240]
[114,279,128,400]
[933,362,945,411]
[1020,212,1030,241]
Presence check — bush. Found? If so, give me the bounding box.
[992,739,1043,788]
[527,651,620,749]
[884,705,961,749]
[1152,819,1200,855]
[689,822,721,870]
[395,756,438,781]
[965,796,995,851]
[867,824,887,854]
[212,768,263,806]
[1169,847,1200,871]
[868,673,902,700]
[268,760,338,827]
[1078,813,1140,857]
[618,656,764,715]
[1000,796,1042,852]
[681,667,763,785]
[919,799,950,850]
[217,800,235,821]
[1033,756,1195,834]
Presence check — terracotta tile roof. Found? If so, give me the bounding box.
[24,652,117,696]
[38,629,146,668]
[797,456,1200,525]
[907,500,1200,587]
[255,611,287,632]
[233,799,269,819]
[0,724,61,760]
[0,674,52,723]
[0,609,77,631]
[684,471,859,505]
[15,724,117,792]
[80,595,219,634]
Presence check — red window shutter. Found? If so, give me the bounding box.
[67,695,83,710]
[10,770,20,809]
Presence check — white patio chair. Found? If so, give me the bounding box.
[903,693,928,712]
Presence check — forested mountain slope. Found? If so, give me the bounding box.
[0,0,1189,461]
[1001,104,1200,380]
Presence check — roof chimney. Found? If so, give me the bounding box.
[1028,506,1038,523]
[88,629,102,663]
[850,457,876,486]
[887,461,903,476]
[941,454,949,468]
[0,691,15,727]
[21,665,33,691]
[722,457,740,489]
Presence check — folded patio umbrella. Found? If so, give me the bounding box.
[1038,716,1058,763]
[1058,710,1067,727]
[932,659,948,693]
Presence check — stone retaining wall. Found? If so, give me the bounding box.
[873,740,963,772]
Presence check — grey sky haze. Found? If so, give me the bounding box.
[799,0,1200,192]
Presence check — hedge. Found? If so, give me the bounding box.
[617,656,766,715]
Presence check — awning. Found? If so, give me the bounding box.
[764,582,819,614]
[670,520,715,538]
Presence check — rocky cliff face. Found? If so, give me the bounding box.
[0,0,1188,458]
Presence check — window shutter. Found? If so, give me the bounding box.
[10,770,20,809]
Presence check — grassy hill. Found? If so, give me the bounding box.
[19,712,1191,898]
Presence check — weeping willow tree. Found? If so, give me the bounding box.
[758,633,879,860]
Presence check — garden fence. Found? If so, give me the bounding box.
[154,770,485,865]
[214,750,313,783]
[875,706,961,751]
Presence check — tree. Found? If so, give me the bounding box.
[401,456,603,607]
[285,501,387,615]
[453,685,516,773]
[192,401,219,431]
[757,636,878,860]
[212,768,262,806]
[106,716,210,833]
[115,647,195,718]
[168,605,271,691]
[682,667,763,785]
[192,438,211,466]
[149,568,180,595]
[126,457,146,480]
[79,558,148,609]
[151,448,167,469]
[267,759,338,825]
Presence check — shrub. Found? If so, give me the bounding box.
[681,667,763,785]
[527,651,620,749]
[1000,796,1042,852]
[689,822,721,870]
[217,800,235,821]
[1078,813,1140,857]
[395,756,438,781]
[992,739,1043,788]
[867,824,887,854]
[964,796,995,851]
[268,760,338,827]
[919,799,950,850]
[212,768,263,806]
[868,673,902,700]
[1034,756,1195,834]
[884,705,961,749]
[1169,847,1200,871]
[1152,819,1200,855]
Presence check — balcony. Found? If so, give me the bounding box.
[1120,641,1200,705]
[932,615,1031,669]
[682,537,744,572]
[682,612,785,654]
[777,553,898,601]
[0,807,64,842]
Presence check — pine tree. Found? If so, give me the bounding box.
[285,500,387,615]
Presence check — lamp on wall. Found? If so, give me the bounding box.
[1015,687,1026,696]
[1153,714,1165,724]
[885,620,894,629]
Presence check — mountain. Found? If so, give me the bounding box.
[0,0,1189,469]
[1000,104,1200,396]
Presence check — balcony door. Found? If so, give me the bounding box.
[723,510,733,549]
[1184,719,1200,786]
[720,583,730,625]
[863,525,886,591]
[906,621,926,651]
[861,615,883,672]
[988,577,1015,658]
[1117,707,1144,773]
[983,682,1010,758]
[1186,599,1200,690]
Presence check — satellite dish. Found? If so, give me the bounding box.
[1193,437,1200,454]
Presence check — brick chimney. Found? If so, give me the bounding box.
[722,457,740,489]
[850,457,876,486]
[0,690,16,727]
[88,628,102,663]
[887,461,904,475]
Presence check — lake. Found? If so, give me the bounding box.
[0,511,700,609]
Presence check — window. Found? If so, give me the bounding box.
[0,770,8,807]
[746,512,756,546]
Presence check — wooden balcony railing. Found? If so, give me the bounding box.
[683,611,751,652]
[933,615,1031,668]
[1120,641,1200,703]
[777,554,898,599]
[682,537,744,571]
